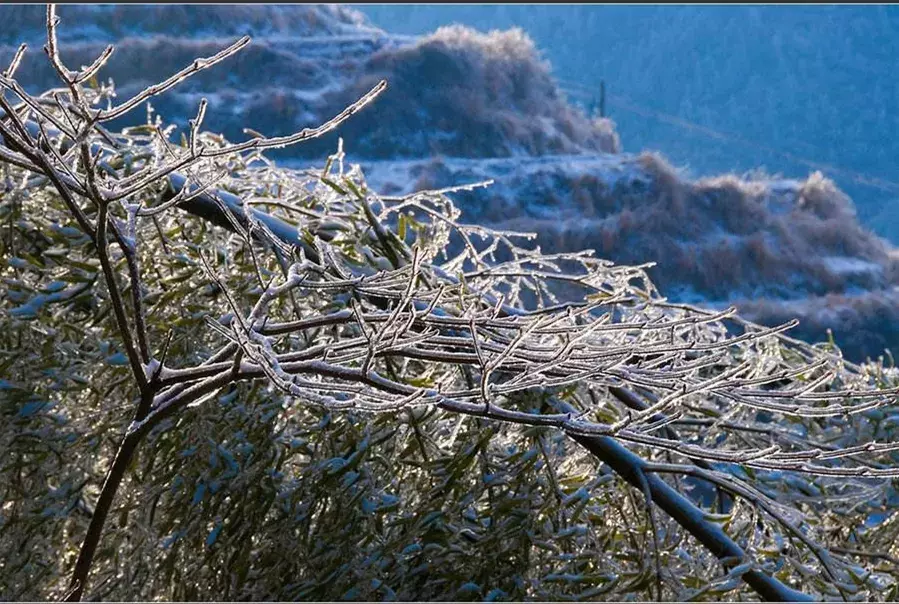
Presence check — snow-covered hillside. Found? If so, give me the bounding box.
[358,6,899,244]
[2,4,897,361]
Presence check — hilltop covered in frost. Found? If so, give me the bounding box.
[2,4,897,361]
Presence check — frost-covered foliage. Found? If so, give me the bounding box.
[3,6,899,603]
[317,24,620,158]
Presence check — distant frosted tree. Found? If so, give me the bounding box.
[2,5,899,601]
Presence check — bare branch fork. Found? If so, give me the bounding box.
[1,5,896,601]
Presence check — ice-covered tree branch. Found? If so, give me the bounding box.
[2,5,899,601]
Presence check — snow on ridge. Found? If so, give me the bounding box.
[821,256,884,277]
[354,152,644,190]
